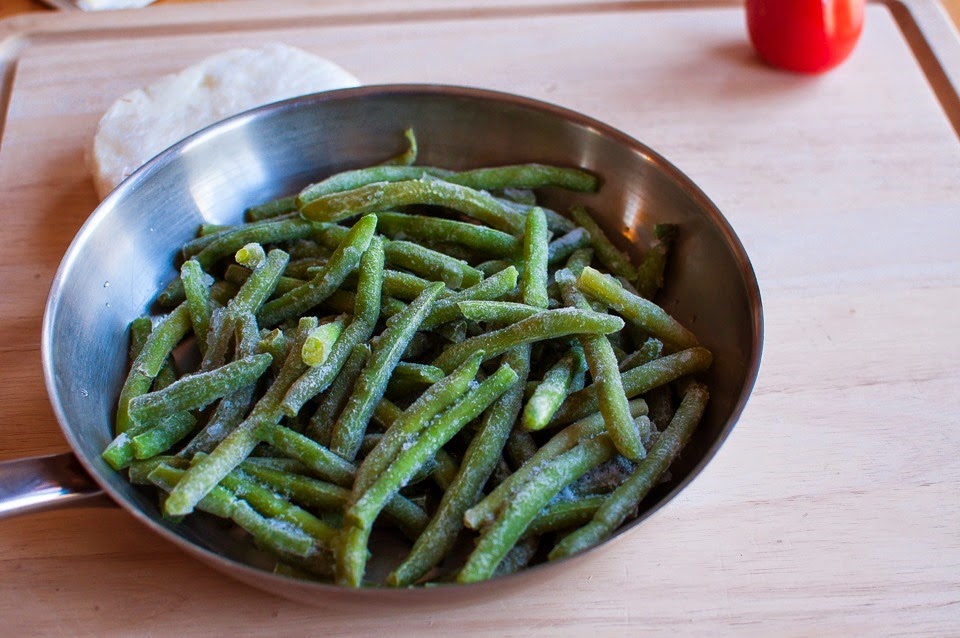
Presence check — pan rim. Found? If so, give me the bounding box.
[40,83,763,598]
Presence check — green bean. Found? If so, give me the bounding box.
[188,216,310,265]
[556,268,644,461]
[301,317,346,367]
[131,412,196,460]
[522,495,608,538]
[128,317,153,359]
[200,223,233,236]
[466,398,648,530]
[547,227,591,266]
[180,260,213,355]
[255,422,356,487]
[235,243,266,269]
[371,398,403,429]
[298,167,452,207]
[567,206,639,283]
[569,439,649,496]
[209,280,239,307]
[578,267,698,350]
[499,187,537,205]
[445,163,599,193]
[383,239,482,289]
[646,385,674,431]
[341,267,449,302]
[476,259,515,276]
[565,247,594,277]
[178,382,257,456]
[550,384,708,560]
[127,354,272,427]
[550,347,713,426]
[618,338,663,372]
[457,301,542,324]
[493,537,539,578]
[299,179,525,234]
[505,429,539,468]
[385,362,445,397]
[304,343,370,447]
[244,194,298,221]
[430,448,460,491]
[282,257,326,279]
[498,197,576,235]
[128,455,185,484]
[239,462,429,541]
[521,207,550,310]
[206,462,338,548]
[389,347,529,586]
[421,266,518,330]
[352,352,484,499]
[231,248,290,315]
[150,463,315,558]
[101,317,166,468]
[281,319,377,418]
[431,307,623,373]
[457,434,617,583]
[116,304,192,435]
[380,127,418,166]
[257,215,377,327]
[258,327,289,363]
[522,344,587,431]
[329,282,445,461]
[376,212,520,258]
[634,224,677,299]
[161,318,317,516]
[339,362,519,587]
[156,216,308,307]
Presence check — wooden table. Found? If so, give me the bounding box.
[9,0,960,32]
[4,0,960,27]
[1,0,958,635]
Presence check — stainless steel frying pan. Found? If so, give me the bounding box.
[0,85,762,604]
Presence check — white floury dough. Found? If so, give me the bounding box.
[89,43,359,199]
[75,0,157,10]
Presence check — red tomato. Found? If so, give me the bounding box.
[746,0,865,74]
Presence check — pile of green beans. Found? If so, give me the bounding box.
[104,130,712,587]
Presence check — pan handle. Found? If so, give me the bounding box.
[0,453,112,519]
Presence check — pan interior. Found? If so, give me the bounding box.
[42,85,761,590]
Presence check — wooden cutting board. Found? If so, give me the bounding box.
[1,0,958,634]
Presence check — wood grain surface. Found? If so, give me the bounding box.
[0,0,958,635]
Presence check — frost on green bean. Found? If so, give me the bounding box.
[116,304,192,435]
[299,179,525,233]
[257,215,377,327]
[304,343,370,447]
[389,346,529,587]
[550,347,713,426]
[352,351,485,501]
[549,383,708,560]
[521,207,550,310]
[522,343,587,431]
[568,206,639,284]
[556,268,645,462]
[128,353,272,427]
[328,282,445,461]
[376,212,520,258]
[457,435,616,583]
[578,266,698,350]
[161,318,317,517]
[431,307,623,373]
[301,317,347,367]
[445,163,599,193]
[338,363,519,587]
